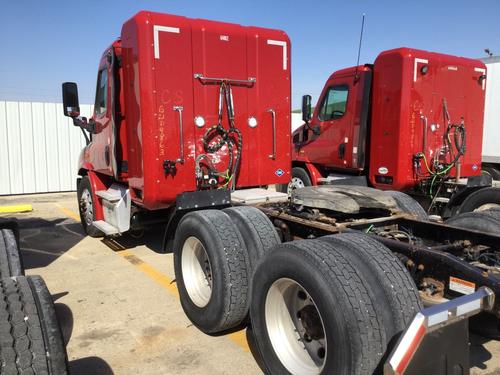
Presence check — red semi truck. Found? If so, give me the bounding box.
[284,48,500,218]
[62,11,500,375]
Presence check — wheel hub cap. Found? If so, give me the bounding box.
[288,177,305,195]
[265,278,327,375]
[80,189,93,225]
[181,236,213,308]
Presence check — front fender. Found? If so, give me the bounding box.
[302,163,323,186]
[77,146,94,174]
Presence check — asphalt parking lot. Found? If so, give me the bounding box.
[1,192,500,375]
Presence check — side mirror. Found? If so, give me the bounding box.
[62,82,80,117]
[302,95,312,123]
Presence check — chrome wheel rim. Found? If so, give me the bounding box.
[288,177,305,195]
[181,236,213,308]
[80,188,94,226]
[265,278,327,375]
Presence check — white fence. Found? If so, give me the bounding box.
[0,101,91,195]
[291,113,303,132]
[0,101,303,196]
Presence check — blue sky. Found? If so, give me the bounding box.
[1,0,499,108]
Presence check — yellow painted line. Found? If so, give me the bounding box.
[0,204,33,213]
[116,249,249,352]
[57,205,80,221]
[59,207,250,353]
[117,250,179,297]
[227,330,251,351]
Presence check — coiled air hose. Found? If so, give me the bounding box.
[197,81,243,190]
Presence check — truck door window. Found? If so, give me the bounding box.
[318,85,349,121]
[94,68,108,116]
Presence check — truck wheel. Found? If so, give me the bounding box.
[386,190,428,220]
[482,165,500,181]
[458,187,500,213]
[173,210,251,334]
[0,276,68,375]
[0,229,24,278]
[319,233,421,337]
[223,206,280,273]
[445,211,500,233]
[76,176,102,237]
[277,167,312,195]
[482,208,500,222]
[250,240,385,375]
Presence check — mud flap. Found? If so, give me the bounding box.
[403,319,469,375]
[384,287,494,375]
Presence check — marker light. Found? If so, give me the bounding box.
[248,116,258,128]
[194,116,205,128]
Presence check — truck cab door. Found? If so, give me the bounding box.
[300,80,352,168]
[299,70,370,171]
[88,57,115,176]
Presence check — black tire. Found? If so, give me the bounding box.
[223,206,280,273]
[250,239,385,375]
[319,233,422,339]
[386,190,428,220]
[482,208,500,222]
[458,187,500,214]
[445,211,500,234]
[173,210,251,334]
[0,276,68,375]
[275,184,288,194]
[0,229,24,278]
[482,165,500,181]
[276,167,312,195]
[76,176,102,237]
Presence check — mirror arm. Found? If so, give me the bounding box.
[80,127,90,145]
[303,119,320,136]
[72,116,95,133]
[72,116,95,145]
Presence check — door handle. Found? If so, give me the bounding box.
[338,143,346,160]
[267,109,276,160]
[173,106,185,164]
[104,145,110,166]
[163,106,185,175]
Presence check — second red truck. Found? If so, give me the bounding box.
[286,47,500,218]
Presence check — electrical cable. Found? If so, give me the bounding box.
[198,81,243,190]
[414,99,467,199]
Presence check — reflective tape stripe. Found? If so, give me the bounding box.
[456,299,481,316]
[389,313,426,374]
[427,310,448,327]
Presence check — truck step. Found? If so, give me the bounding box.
[434,197,450,203]
[318,174,367,187]
[92,220,120,236]
[96,189,122,203]
[231,188,288,204]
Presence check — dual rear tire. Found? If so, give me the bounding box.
[173,207,280,334]
[445,208,500,234]
[173,209,421,374]
[250,233,421,375]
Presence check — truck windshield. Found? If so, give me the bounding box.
[94,68,108,116]
[318,85,348,121]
